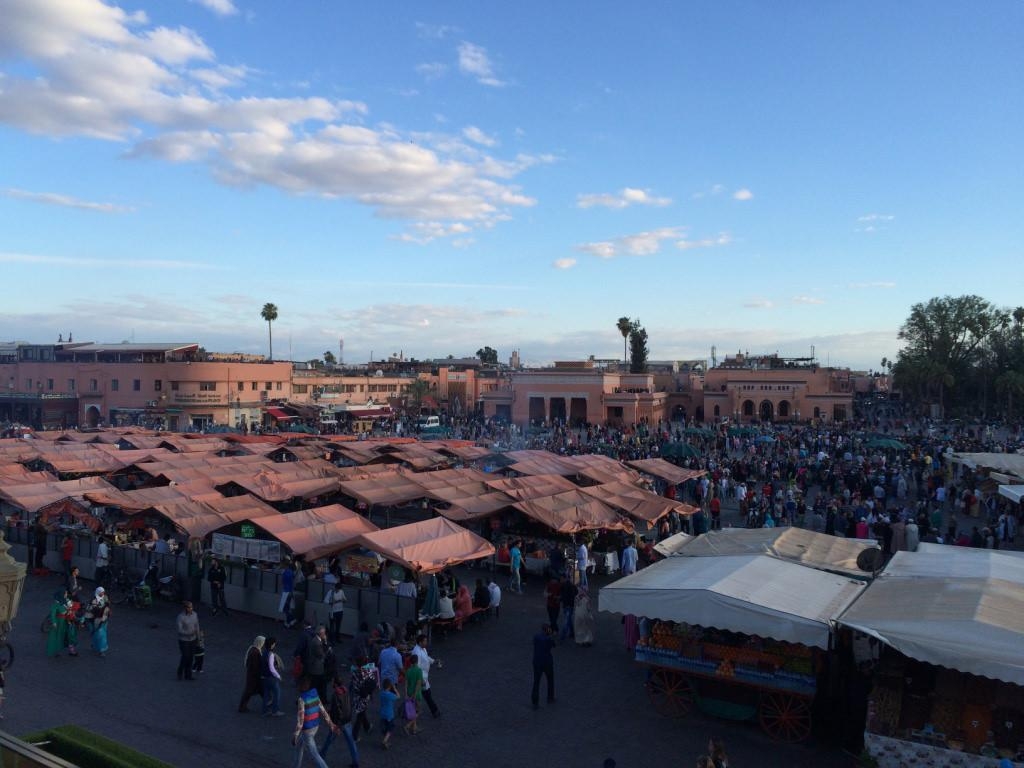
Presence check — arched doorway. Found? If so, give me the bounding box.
[777,400,790,419]
[813,407,821,420]
[759,400,774,421]
[85,405,101,428]
[742,400,754,417]
[713,405,720,418]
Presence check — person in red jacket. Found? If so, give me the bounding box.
[61,534,74,578]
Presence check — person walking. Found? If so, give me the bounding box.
[403,654,423,736]
[558,575,576,643]
[531,623,556,709]
[292,675,337,768]
[280,561,296,629]
[60,534,74,579]
[378,679,399,750]
[544,574,561,633]
[378,637,403,690]
[94,535,110,587]
[411,634,441,718]
[238,635,265,713]
[45,589,77,658]
[487,578,501,619]
[307,625,329,701]
[325,582,346,643]
[620,538,638,576]
[349,658,377,741]
[261,636,284,716]
[88,587,110,657]
[576,538,589,588]
[208,558,229,617]
[509,540,523,594]
[319,673,359,768]
[574,585,596,647]
[176,601,200,681]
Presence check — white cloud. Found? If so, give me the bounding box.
[676,232,731,250]
[392,221,473,245]
[416,62,448,80]
[0,1,536,238]
[792,295,825,305]
[743,298,774,309]
[189,0,238,16]
[553,258,577,270]
[848,281,896,289]
[857,213,895,223]
[577,227,684,259]
[457,41,504,87]
[577,187,671,209]
[462,125,497,147]
[0,251,217,270]
[3,187,134,213]
[691,183,725,199]
[733,188,754,201]
[855,213,894,233]
[415,23,456,40]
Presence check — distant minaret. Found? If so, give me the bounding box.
[339,337,344,365]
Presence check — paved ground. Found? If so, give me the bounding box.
[7,556,845,768]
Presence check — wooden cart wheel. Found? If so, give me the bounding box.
[646,668,695,718]
[759,692,812,742]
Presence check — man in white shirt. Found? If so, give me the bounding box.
[576,540,589,588]
[95,536,110,586]
[487,579,501,619]
[412,634,441,718]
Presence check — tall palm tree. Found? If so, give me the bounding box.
[260,303,279,360]
[616,316,632,363]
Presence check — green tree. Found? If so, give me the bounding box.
[628,320,649,374]
[996,371,1024,420]
[617,316,632,362]
[406,378,431,414]
[260,302,279,361]
[476,346,499,365]
[323,350,336,366]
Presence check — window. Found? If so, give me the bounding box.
[68,379,76,391]
[237,382,244,392]
[133,379,141,391]
[265,382,272,390]
[199,382,217,392]
[275,382,282,391]
[154,380,162,391]
[111,379,119,392]
[293,384,308,394]
[90,379,98,391]
[171,381,179,391]
[25,378,32,389]
[47,379,54,391]
[251,381,258,391]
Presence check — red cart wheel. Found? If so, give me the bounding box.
[759,692,812,742]
[646,668,695,718]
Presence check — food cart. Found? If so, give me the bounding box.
[600,553,866,742]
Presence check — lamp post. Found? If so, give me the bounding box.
[0,529,27,650]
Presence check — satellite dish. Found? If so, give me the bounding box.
[856,547,885,573]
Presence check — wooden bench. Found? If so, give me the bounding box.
[430,606,489,637]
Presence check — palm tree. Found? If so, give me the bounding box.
[260,303,279,360]
[406,378,431,414]
[616,317,632,362]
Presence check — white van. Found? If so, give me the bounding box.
[417,415,441,430]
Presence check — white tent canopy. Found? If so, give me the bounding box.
[653,531,693,557]
[838,550,1024,686]
[998,484,1024,504]
[950,452,1024,479]
[598,554,866,649]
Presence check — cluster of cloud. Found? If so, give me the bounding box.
[856,213,895,233]
[0,251,216,270]
[744,295,826,310]
[691,184,754,201]
[568,226,731,264]
[0,1,531,241]
[189,0,237,17]
[576,187,671,209]
[3,187,134,214]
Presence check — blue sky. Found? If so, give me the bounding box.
[1,0,1022,369]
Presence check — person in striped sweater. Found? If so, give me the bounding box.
[292,675,338,768]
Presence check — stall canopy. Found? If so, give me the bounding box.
[248,504,379,561]
[998,484,1024,504]
[837,551,1024,686]
[625,459,706,486]
[484,474,579,500]
[950,452,1024,479]
[653,531,694,557]
[348,517,495,574]
[337,474,427,507]
[665,527,883,579]
[145,495,279,538]
[580,481,696,524]
[514,490,633,533]
[599,554,866,649]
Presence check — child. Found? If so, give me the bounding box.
[192,630,205,674]
[403,654,422,736]
[378,678,399,750]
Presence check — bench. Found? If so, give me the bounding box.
[430,606,489,637]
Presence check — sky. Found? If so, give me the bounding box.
[1,0,1022,370]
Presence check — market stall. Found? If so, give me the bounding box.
[346,516,495,575]
[838,550,1024,767]
[599,554,866,741]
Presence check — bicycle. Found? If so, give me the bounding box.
[107,568,141,606]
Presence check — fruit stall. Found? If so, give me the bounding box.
[838,550,1024,767]
[599,552,866,742]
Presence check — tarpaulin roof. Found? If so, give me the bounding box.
[0,476,120,513]
[999,484,1024,504]
[349,517,495,574]
[483,474,579,500]
[625,459,707,485]
[104,483,222,510]
[0,464,55,484]
[950,452,1024,479]
[407,468,492,490]
[580,481,695,523]
[668,527,882,579]
[837,551,1024,685]
[147,495,279,538]
[218,469,338,502]
[599,554,866,649]
[337,474,427,507]
[653,531,694,557]
[435,444,495,462]
[514,490,633,533]
[244,504,379,560]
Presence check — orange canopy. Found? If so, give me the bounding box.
[248,504,379,560]
[580,481,696,523]
[349,517,495,574]
[513,490,633,534]
[626,459,707,485]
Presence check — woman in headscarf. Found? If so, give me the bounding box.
[46,589,77,657]
[453,584,473,619]
[89,587,110,657]
[238,635,266,713]
[573,585,595,647]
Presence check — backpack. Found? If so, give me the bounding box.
[357,672,378,698]
[330,685,352,723]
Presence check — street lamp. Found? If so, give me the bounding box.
[0,529,27,642]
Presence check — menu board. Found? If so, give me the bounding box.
[211,533,282,563]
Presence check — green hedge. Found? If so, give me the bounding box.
[21,725,173,768]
